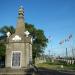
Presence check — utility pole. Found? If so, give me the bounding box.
[72,48,74,59]
[48,50,50,57]
[66,48,68,58]
[66,48,68,64]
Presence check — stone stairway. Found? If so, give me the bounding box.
[0,68,34,75]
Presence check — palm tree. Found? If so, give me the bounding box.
[0,26,15,43]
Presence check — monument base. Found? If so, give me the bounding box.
[0,68,33,75]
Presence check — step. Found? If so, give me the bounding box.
[0,68,34,75]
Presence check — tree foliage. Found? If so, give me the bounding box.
[25,23,48,61]
[0,26,15,41]
[0,43,6,57]
[0,26,15,58]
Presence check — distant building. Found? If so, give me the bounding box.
[35,55,46,65]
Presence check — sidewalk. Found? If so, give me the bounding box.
[58,69,75,75]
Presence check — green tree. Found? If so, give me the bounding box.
[0,26,15,42]
[25,23,48,64]
[0,43,6,59]
[0,26,15,59]
[0,23,48,64]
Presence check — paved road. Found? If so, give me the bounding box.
[35,68,75,75]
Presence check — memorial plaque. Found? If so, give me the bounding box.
[12,52,21,67]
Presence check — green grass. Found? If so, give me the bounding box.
[37,62,75,70]
[37,63,59,70]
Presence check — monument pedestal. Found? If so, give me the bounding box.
[0,68,34,75]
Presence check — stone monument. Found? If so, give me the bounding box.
[5,6,32,69]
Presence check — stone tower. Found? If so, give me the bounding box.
[5,6,32,68]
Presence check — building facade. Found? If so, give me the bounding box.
[5,6,32,68]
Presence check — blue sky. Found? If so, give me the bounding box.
[0,0,75,57]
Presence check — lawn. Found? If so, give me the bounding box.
[37,62,75,71]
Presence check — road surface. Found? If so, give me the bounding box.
[34,68,75,75]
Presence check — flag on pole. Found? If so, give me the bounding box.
[59,40,64,45]
[48,36,51,39]
[48,36,52,41]
[65,38,69,42]
[68,34,72,39]
[65,34,72,42]
[59,34,72,44]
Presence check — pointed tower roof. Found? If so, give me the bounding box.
[7,5,32,43]
[15,6,25,35]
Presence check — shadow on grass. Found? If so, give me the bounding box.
[25,68,34,75]
[25,67,39,75]
[37,67,74,75]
